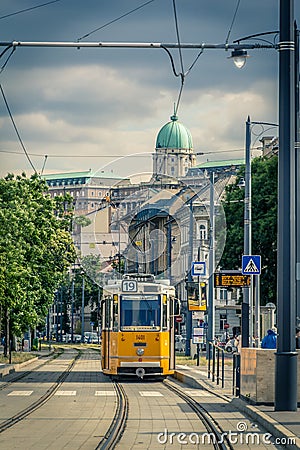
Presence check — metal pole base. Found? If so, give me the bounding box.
[241,302,249,348]
[275,352,298,411]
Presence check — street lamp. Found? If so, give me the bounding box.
[241,118,278,349]
[81,271,85,344]
[228,49,250,69]
[275,0,297,411]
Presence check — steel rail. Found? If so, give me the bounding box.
[164,379,235,450]
[96,381,129,450]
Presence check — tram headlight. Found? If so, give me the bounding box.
[136,348,145,356]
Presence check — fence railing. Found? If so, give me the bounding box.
[207,342,225,388]
[207,342,240,396]
[232,352,240,396]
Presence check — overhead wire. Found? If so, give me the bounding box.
[0,84,37,173]
[0,47,16,74]
[77,0,156,41]
[0,148,262,158]
[156,0,186,177]
[225,0,241,45]
[0,0,63,20]
[0,150,153,158]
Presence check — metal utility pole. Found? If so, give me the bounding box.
[241,117,252,348]
[167,218,172,281]
[81,274,85,344]
[275,0,298,411]
[295,24,300,339]
[207,172,215,348]
[185,199,194,356]
[71,277,75,344]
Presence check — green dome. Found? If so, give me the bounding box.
[156,114,193,150]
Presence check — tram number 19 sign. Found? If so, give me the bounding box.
[122,280,138,292]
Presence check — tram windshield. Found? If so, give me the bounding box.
[120,295,161,330]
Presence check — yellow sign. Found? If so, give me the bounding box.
[214,273,251,287]
[188,297,207,312]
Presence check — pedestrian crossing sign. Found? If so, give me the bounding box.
[242,255,261,275]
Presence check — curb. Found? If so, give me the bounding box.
[0,349,55,379]
[173,369,231,401]
[0,356,39,379]
[231,398,300,450]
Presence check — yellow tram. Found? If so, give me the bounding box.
[101,274,180,379]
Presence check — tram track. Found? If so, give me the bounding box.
[164,378,235,450]
[108,380,234,450]
[0,348,81,433]
[96,380,129,450]
[0,347,63,392]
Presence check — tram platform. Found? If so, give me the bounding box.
[174,364,300,449]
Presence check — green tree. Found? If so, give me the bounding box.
[0,173,76,352]
[220,156,278,305]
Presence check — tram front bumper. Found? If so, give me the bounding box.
[118,361,163,377]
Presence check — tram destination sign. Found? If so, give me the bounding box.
[214,272,251,287]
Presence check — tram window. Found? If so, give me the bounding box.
[104,297,112,329]
[113,301,119,331]
[120,295,161,329]
[162,302,168,330]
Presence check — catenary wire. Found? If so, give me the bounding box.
[0,0,63,20]
[225,0,241,45]
[0,84,37,173]
[0,150,153,157]
[0,148,258,158]
[0,47,16,74]
[77,0,155,41]
[172,0,184,77]
[155,0,186,177]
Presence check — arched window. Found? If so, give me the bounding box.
[199,224,207,241]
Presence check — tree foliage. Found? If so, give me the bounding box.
[0,173,76,337]
[220,156,278,305]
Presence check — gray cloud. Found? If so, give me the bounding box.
[0,0,298,176]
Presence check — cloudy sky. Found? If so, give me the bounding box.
[0,0,299,180]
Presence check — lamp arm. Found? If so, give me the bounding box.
[233,30,279,44]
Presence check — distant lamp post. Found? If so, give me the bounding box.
[261,302,276,335]
[81,271,85,344]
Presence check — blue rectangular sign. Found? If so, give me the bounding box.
[242,255,261,275]
[191,262,206,276]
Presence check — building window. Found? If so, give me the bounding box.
[199,224,207,241]
[219,289,228,301]
[220,313,227,331]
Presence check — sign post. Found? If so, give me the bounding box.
[241,255,261,348]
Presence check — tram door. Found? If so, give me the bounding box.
[168,296,176,370]
[102,297,113,370]
[169,297,180,370]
